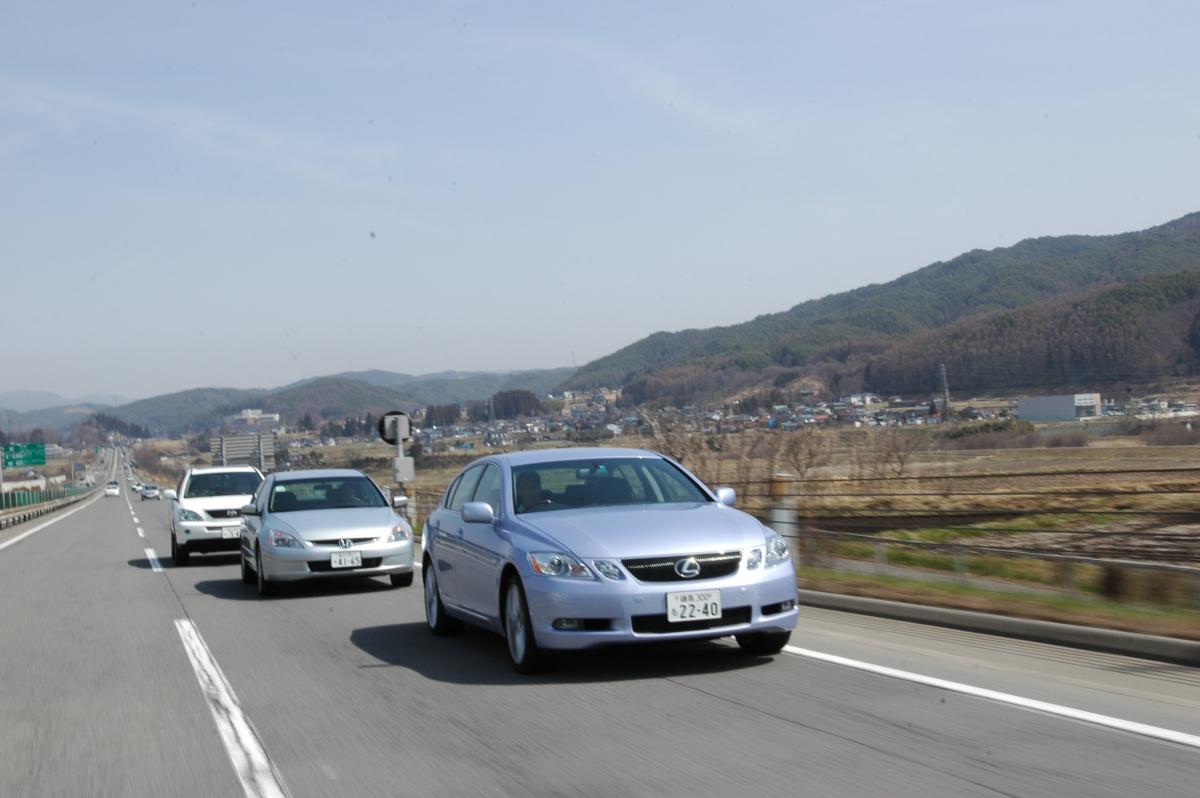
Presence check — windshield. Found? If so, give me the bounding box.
[511,458,709,514]
[183,472,262,498]
[269,476,386,512]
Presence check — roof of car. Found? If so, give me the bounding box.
[268,468,366,480]
[187,465,263,475]
[492,447,663,467]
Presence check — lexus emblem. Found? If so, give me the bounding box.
[674,557,701,579]
[225,510,239,518]
[339,539,353,549]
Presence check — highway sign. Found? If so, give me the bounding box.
[2,443,46,468]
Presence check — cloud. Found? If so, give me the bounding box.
[483,31,784,145]
[0,75,368,189]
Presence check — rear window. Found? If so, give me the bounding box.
[183,471,263,498]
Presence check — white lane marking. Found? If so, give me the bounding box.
[0,491,104,553]
[133,517,140,524]
[137,527,145,538]
[783,645,1200,750]
[144,547,163,573]
[175,619,288,798]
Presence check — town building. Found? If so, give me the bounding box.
[1016,393,1102,421]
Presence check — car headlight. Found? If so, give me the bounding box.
[591,559,625,580]
[766,532,790,566]
[387,522,411,542]
[528,552,593,579]
[268,529,303,548]
[179,509,204,522]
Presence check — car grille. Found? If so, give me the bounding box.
[208,508,242,519]
[621,551,742,582]
[631,606,752,633]
[312,537,377,547]
[307,557,382,572]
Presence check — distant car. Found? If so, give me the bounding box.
[140,485,161,501]
[104,482,120,497]
[240,468,414,596]
[167,465,264,566]
[423,447,799,673]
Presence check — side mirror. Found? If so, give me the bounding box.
[392,494,409,509]
[461,501,495,524]
[240,504,259,516]
[715,487,736,507]
[163,490,177,500]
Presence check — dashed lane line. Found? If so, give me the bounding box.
[175,619,289,798]
[144,547,163,573]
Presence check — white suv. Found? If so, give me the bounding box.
[168,466,264,566]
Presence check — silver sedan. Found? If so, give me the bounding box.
[239,468,415,597]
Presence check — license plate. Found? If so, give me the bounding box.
[666,590,722,623]
[222,528,239,539]
[331,551,362,569]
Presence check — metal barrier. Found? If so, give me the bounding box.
[0,487,98,530]
[765,505,1200,609]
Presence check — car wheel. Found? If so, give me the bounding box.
[735,631,791,656]
[255,545,274,597]
[423,562,462,636]
[172,534,189,566]
[503,575,544,674]
[240,547,254,585]
[389,571,414,588]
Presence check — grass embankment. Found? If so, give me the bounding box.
[798,566,1200,640]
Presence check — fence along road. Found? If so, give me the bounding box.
[0,481,1198,797]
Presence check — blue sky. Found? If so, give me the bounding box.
[3,1,1199,398]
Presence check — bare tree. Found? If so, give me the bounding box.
[780,426,831,481]
[874,428,927,478]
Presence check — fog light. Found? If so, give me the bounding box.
[553,618,584,631]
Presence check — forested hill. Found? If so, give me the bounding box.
[863,269,1200,395]
[565,211,1200,402]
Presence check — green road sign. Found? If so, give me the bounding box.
[2,443,46,468]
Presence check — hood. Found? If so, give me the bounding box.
[179,494,256,517]
[521,503,766,559]
[269,507,400,541]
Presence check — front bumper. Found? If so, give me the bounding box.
[522,562,799,651]
[178,519,244,551]
[260,539,415,582]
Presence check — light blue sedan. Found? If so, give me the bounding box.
[422,447,798,672]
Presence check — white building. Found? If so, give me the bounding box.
[1017,393,1102,421]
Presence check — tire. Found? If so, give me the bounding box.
[390,571,414,588]
[735,631,791,656]
[423,562,462,636]
[172,534,190,567]
[503,575,544,674]
[255,545,274,597]
[241,547,254,585]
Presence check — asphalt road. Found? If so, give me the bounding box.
[1,470,1197,797]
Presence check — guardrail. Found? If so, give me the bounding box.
[0,487,98,530]
[765,506,1200,610]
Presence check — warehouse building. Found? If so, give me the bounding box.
[1016,393,1102,422]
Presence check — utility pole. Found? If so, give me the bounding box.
[938,363,952,421]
